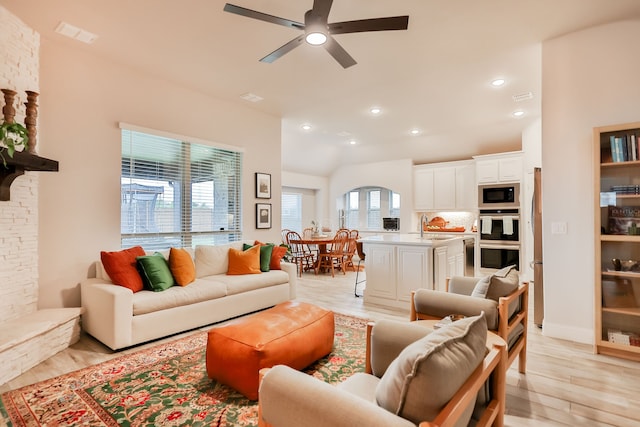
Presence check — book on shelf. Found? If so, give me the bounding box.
[608,329,640,347]
[609,133,640,162]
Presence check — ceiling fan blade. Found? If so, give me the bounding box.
[224,3,304,30]
[260,35,306,63]
[312,0,334,22]
[329,16,409,34]
[324,35,356,68]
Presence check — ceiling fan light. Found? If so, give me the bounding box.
[306,32,327,45]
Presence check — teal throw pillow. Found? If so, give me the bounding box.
[136,252,175,291]
[243,243,273,272]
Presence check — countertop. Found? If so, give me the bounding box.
[359,233,465,247]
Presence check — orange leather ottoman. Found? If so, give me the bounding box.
[206,301,334,400]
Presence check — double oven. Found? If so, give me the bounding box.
[478,183,521,272]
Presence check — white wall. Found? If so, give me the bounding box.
[36,39,282,309]
[0,6,39,323]
[541,20,640,343]
[330,159,413,232]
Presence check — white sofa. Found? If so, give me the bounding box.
[80,241,297,350]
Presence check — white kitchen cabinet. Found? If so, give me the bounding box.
[433,246,448,292]
[413,167,434,210]
[474,152,523,184]
[414,160,475,210]
[455,162,476,210]
[363,244,396,300]
[397,245,433,302]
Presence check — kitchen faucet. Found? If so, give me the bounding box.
[420,213,427,238]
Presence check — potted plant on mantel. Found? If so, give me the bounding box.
[0,121,28,167]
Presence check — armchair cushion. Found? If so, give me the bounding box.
[375,313,488,426]
[413,289,499,330]
[369,320,435,377]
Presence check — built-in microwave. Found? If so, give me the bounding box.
[478,183,520,209]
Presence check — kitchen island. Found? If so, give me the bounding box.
[359,234,465,310]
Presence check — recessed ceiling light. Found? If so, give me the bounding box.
[512,110,525,118]
[349,140,357,145]
[370,107,382,115]
[301,124,312,131]
[491,78,505,87]
[410,129,421,136]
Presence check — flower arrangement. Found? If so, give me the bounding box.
[311,220,319,234]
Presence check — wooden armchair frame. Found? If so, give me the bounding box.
[410,281,529,374]
[258,321,507,427]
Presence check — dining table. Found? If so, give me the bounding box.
[288,235,340,273]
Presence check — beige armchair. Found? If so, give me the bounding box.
[257,313,507,427]
[410,272,528,374]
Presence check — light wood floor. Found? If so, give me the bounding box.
[3,270,640,426]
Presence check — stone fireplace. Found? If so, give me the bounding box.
[0,6,81,386]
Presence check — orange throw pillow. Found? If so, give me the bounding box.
[169,247,196,286]
[227,245,261,275]
[100,246,146,292]
[255,240,288,270]
[270,245,288,270]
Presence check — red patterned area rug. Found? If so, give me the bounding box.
[0,314,368,427]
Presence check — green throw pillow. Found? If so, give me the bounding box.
[243,243,273,272]
[136,253,175,291]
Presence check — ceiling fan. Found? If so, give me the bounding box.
[223,1,409,68]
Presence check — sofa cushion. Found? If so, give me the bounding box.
[100,246,146,292]
[132,278,228,315]
[195,242,244,277]
[375,313,487,426]
[228,245,261,275]
[169,247,196,286]
[136,252,175,292]
[213,269,290,295]
[244,243,274,272]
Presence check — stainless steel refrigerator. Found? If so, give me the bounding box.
[532,167,544,327]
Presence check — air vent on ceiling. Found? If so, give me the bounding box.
[55,22,98,44]
[512,92,534,102]
[240,93,264,103]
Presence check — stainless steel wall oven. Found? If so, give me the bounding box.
[479,208,520,272]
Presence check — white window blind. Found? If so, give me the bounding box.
[367,189,381,229]
[121,128,242,250]
[281,192,302,233]
[346,190,359,229]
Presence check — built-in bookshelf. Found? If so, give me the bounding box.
[594,121,640,361]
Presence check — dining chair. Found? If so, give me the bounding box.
[343,229,359,272]
[302,227,320,259]
[281,229,292,245]
[316,230,348,277]
[285,230,316,277]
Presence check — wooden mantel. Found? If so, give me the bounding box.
[0,148,58,201]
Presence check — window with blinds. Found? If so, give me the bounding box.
[121,128,242,250]
[281,192,302,232]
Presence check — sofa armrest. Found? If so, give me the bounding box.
[446,276,480,295]
[367,320,433,377]
[80,278,134,350]
[410,289,499,330]
[279,261,297,299]
[258,365,415,427]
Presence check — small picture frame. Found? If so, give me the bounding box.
[255,172,271,199]
[256,203,272,229]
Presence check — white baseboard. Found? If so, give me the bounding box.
[542,321,594,345]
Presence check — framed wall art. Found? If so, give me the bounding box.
[256,203,272,229]
[255,172,271,199]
